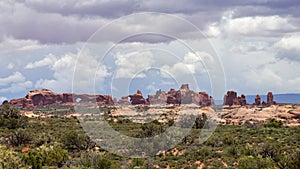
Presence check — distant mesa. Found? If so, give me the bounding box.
[8,89,114,109]
[223,90,276,106]
[255,94,261,106]
[125,84,214,106]
[2,84,277,108]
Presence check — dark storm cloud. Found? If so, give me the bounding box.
[0,0,300,44]
[24,0,141,18]
[24,0,300,18]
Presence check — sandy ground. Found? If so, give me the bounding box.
[20,104,300,126]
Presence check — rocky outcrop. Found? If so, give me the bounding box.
[267,92,275,105]
[148,89,167,105]
[166,89,178,104]
[238,94,247,106]
[255,94,261,106]
[129,90,149,105]
[199,92,213,106]
[253,92,276,106]
[224,91,247,106]
[117,96,130,105]
[1,100,9,105]
[8,89,114,109]
[224,91,239,106]
[157,84,213,106]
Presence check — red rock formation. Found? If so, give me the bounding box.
[199,92,212,106]
[117,96,130,105]
[255,94,261,106]
[1,100,9,105]
[147,84,214,106]
[167,88,178,104]
[224,91,246,106]
[180,84,189,90]
[8,89,114,108]
[224,91,238,106]
[63,93,73,103]
[129,90,149,105]
[96,95,114,105]
[176,87,193,104]
[267,92,275,105]
[148,89,167,105]
[238,94,247,106]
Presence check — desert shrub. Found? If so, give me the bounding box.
[264,119,283,128]
[223,134,235,145]
[258,143,280,160]
[197,146,212,160]
[33,133,53,147]
[0,104,28,129]
[0,145,24,168]
[9,128,32,146]
[0,104,20,119]
[226,146,239,157]
[25,143,69,168]
[137,123,163,138]
[238,155,276,169]
[195,113,207,129]
[61,130,93,151]
[128,158,145,169]
[25,151,42,169]
[277,149,300,169]
[241,143,258,156]
[77,150,101,167]
[97,158,112,169]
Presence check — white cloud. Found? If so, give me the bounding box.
[161,51,214,77]
[114,50,154,79]
[274,34,300,50]
[223,15,298,37]
[0,37,45,53]
[0,72,25,86]
[25,53,57,69]
[7,63,14,70]
[35,50,110,93]
[0,96,7,103]
[0,72,32,93]
[35,54,76,92]
[0,81,32,93]
[204,23,221,37]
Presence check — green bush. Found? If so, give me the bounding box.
[195,113,207,129]
[9,128,32,146]
[25,143,69,168]
[61,130,93,151]
[277,149,300,169]
[97,158,112,169]
[238,155,276,169]
[0,145,24,168]
[264,119,283,128]
[0,105,28,129]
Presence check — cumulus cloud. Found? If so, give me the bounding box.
[0,37,45,53]
[223,15,298,37]
[114,50,154,78]
[0,72,25,86]
[35,50,110,94]
[275,34,300,50]
[161,51,214,77]
[0,96,7,103]
[0,72,32,93]
[0,81,33,93]
[25,54,57,69]
[7,63,14,70]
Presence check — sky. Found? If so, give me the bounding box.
[0,0,300,102]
